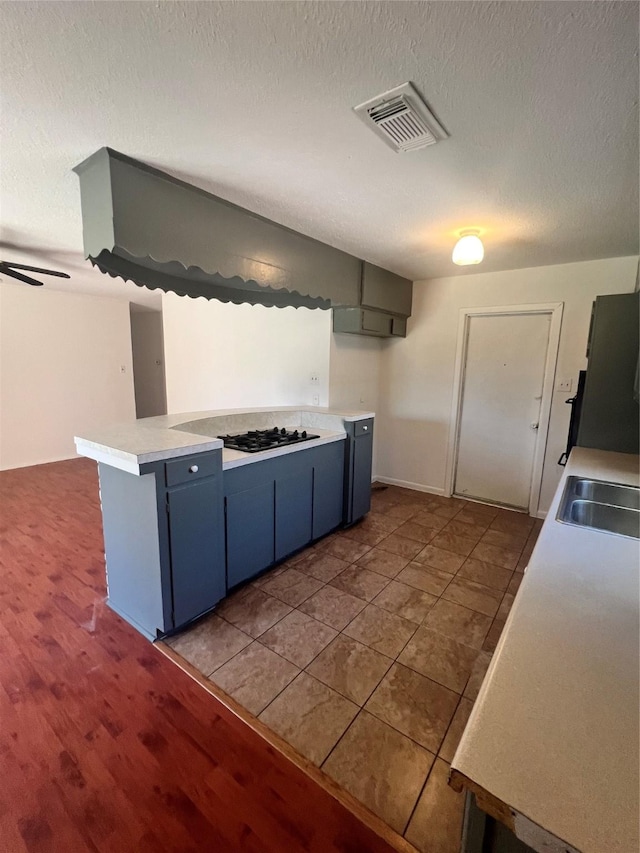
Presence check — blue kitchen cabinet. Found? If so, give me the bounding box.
[275,469,313,560]
[226,482,276,588]
[312,439,345,538]
[98,449,226,639]
[224,440,347,589]
[167,478,226,627]
[344,419,373,524]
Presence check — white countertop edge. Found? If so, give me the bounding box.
[74,436,223,473]
[451,447,640,853]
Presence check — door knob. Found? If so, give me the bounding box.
[530,422,539,430]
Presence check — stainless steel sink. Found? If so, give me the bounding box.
[557,477,640,539]
[572,479,640,510]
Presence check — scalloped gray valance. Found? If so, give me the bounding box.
[73,148,361,309]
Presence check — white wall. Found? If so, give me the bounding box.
[329,333,382,476]
[0,283,135,470]
[377,256,639,513]
[162,292,332,413]
[130,308,167,418]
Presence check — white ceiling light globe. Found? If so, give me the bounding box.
[452,231,484,265]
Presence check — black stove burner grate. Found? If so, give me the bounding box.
[218,427,320,453]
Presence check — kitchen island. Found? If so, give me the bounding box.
[75,406,374,641]
[451,447,639,853]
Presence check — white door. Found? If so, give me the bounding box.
[454,312,551,510]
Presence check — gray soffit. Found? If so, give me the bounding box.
[73,148,362,309]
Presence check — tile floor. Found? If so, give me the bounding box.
[165,484,541,852]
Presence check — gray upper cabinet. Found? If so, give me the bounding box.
[332,261,413,339]
[361,262,413,316]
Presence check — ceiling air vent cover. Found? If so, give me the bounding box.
[354,82,448,153]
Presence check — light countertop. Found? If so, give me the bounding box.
[74,406,373,474]
[452,447,639,853]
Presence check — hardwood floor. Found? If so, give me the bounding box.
[0,458,400,853]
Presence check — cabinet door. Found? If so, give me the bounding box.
[275,469,313,560]
[168,479,225,627]
[351,432,373,522]
[226,482,275,588]
[313,443,345,539]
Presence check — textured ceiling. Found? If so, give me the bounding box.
[0,0,638,306]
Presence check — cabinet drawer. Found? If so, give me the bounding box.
[165,453,217,487]
[354,419,373,437]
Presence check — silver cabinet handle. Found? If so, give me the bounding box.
[362,425,368,431]
[189,464,199,473]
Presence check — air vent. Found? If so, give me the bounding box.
[354,82,448,153]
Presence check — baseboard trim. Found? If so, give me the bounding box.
[373,476,445,497]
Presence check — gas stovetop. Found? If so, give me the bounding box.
[217,427,320,454]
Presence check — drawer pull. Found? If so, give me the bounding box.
[362,425,368,431]
[189,465,199,473]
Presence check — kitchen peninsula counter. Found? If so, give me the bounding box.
[74,406,375,642]
[452,447,639,853]
[74,405,374,474]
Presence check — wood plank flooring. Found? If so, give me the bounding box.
[0,458,400,853]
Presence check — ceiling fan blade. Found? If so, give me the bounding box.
[0,261,70,278]
[0,263,44,286]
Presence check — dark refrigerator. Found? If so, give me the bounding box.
[565,291,639,461]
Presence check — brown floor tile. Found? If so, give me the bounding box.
[396,563,452,597]
[259,610,337,667]
[258,568,324,607]
[414,544,465,575]
[322,536,372,563]
[298,585,366,631]
[430,530,477,557]
[356,548,411,579]
[456,557,513,592]
[431,500,466,519]
[398,627,478,693]
[361,512,403,534]
[307,635,392,705]
[442,577,503,618]
[365,663,458,753]
[215,587,292,638]
[489,513,534,535]
[343,604,417,658]
[470,541,520,571]
[330,565,390,602]
[455,508,494,526]
[481,528,528,551]
[405,758,465,852]
[423,599,491,649]
[259,672,358,766]
[323,711,435,835]
[372,580,437,625]
[295,551,350,583]
[464,650,493,700]
[482,619,506,653]
[444,518,487,541]
[411,511,449,531]
[496,593,515,621]
[382,503,423,522]
[166,613,252,676]
[393,522,438,544]
[343,525,388,547]
[439,697,474,763]
[377,534,425,560]
[209,643,299,715]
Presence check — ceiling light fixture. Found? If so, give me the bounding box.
[452,230,484,266]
